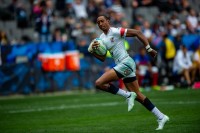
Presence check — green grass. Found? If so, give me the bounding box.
[0,89,200,133]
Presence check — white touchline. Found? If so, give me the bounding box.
[7,101,200,114]
[8,102,121,114]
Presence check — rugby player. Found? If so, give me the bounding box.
[88,15,169,130]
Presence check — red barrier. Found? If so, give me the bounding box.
[65,50,80,71]
[38,53,65,71]
[38,51,80,71]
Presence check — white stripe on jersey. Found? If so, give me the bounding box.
[100,27,129,64]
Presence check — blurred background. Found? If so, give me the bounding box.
[0,0,200,95]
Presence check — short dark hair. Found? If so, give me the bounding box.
[97,14,110,20]
[180,44,187,49]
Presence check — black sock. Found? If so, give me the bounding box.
[136,97,155,111]
[107,84,119,94]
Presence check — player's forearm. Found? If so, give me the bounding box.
[126,29,156,54]
[92,52,106,62]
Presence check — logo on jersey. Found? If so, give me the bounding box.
[110,37,114,42]
[124,68,131,76]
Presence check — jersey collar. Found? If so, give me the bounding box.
[104,27,111,35]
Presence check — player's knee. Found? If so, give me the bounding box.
[95,80,102,89]
[135,93,146,103]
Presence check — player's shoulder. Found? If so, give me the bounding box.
[108,27,120,36]
[110,27,121,32]
[110,27,126,34]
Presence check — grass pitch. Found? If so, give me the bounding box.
[0,89,200,133]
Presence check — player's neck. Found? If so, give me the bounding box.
[103,27,111,35]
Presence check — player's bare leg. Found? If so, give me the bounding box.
[95,68,119,91]
[124,80,169,130]
[95,68,137,111]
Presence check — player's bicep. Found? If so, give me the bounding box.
[126,29,142,37]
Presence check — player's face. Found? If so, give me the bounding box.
[97,16,110,32]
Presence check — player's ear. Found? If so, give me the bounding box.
[107,19,110,24]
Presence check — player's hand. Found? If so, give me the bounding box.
[148,49,157,59]
[88,40,99,53]
[92,41,100,50]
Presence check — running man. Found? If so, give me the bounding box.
[88,14,169,130]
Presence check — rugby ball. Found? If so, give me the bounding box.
[89,38,107,55]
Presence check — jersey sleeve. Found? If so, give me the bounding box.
[113,27,127,38]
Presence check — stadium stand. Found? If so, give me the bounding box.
[0,0,200,95]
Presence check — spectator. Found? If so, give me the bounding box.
[173,34,183,50]
[61,34,76,50]
[0,46,2,66]
[161,33,176,84]
[192,44,200,81]
[170,13,180,26]
[180,0,191,12]
[52,28,62,42]
[62,1,76,18]
[86,0,99,23]
[121,19,129,28]
[32,0,42,19]
[45,0,55,17]
[16,2,29,29]
[186,8,198,33]
[142,20,153,42]
[186,20,195,34]
[81,18,96,35]
[55,0,66,12]
[95,0,107,16]
[35,9,52,42]
[7,0,18,14]
[131,0,155,22]
[197,20,200,33]
[112,12,125,27]
[132,14,144,26]
[71,23,82,41]
[156,0,178,13]
[132,0,154,7]
[0,31,9,45]
[77,36,90,56]
[104,0,113,8]
[134,47,159,88]
[173,45,193,86]
[62,0,76,37]
[73,0,88,19]
[166,21,174,36]
[110,0,124,14]
[169,13,182,37]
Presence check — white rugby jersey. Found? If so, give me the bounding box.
[99,27,129,64]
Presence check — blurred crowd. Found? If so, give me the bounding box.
[0,0,200,88]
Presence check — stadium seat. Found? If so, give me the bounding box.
[149,7,159,16]
[21,28,35,41]
[0,21,4,30]
[53,17,65,28]
[4,21,17,30]
[11,29,22,40]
